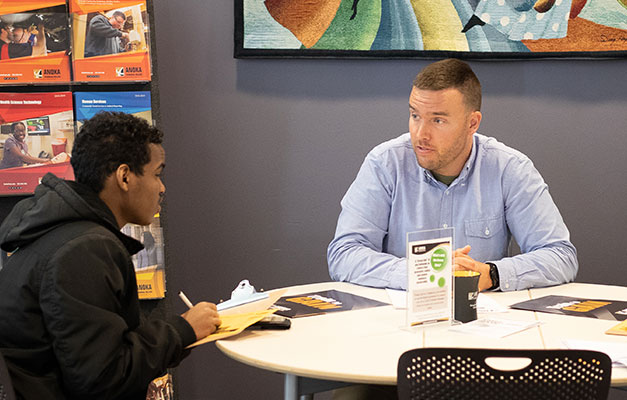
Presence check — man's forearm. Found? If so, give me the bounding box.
[328,241,407,289]
[494,242,577,291]
[32,24,46,56]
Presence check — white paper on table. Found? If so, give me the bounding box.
[448,317,542,339]
[386,288,406,309]
[386,290,508,314]
[563,339,627,368]
[477,294,509,314]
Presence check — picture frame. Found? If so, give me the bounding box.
[235,0,627,59]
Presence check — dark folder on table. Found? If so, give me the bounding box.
[511,295,627,321]
[272,290,388,318]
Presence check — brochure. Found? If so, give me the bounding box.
[510,295,627,321]
[74,91,152,129]
[271,290,388,318]
[0,92,74,195]
[121,214,165,299]
[69,0,151,82]
[0,0,71,84]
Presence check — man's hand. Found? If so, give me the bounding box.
[454,245,492,291]
[181,302,221,340]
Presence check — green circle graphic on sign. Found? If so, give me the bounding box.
[431,247,448,271]
[438,277,446,287]
[429,275,435,282]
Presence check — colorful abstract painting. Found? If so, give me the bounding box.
[235,0,627,58]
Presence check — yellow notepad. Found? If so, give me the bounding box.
[605,320,627,336]
[187,309,277,348]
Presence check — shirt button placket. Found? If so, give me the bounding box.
[440,188,452,230]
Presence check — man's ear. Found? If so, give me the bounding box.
[115,164,131,192]
[468,110,482,134]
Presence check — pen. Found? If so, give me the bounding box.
[178,291,194,309]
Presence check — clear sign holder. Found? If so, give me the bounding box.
[404,228,454,330]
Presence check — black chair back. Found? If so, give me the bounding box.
[397,348,611,400]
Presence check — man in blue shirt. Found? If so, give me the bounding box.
[328,58,577,293]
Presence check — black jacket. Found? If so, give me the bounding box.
[0,174,196,399]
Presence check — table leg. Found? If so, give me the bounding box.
[284,374,299,400]
[284,374,353,399]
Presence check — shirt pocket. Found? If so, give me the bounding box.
[464,215,506,239]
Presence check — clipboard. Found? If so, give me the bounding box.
[219,288,287,316]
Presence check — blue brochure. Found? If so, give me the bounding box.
[74,91,152,123]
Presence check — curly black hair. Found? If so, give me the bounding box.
[71,111,163,193]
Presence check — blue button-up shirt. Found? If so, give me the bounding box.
[327,133,577,291]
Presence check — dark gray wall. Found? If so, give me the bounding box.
[152,1,627,399]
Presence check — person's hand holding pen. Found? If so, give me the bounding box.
[179,291,221,340]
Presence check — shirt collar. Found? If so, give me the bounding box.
[457,134,478,183]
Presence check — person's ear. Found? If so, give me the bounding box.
[468,110,482,134]
[115,164,131,191]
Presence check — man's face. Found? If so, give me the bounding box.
[408,87,481,177]
[11,27,27,43]
[110,16,125,29]
[12,124,26,142]
[1,26,13,42]
[124,144,166,226]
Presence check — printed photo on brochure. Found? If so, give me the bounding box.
[0,0,71,84]
[121,214,165,300]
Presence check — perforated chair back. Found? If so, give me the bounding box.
[397,348,611,400]
[0,351,16,400]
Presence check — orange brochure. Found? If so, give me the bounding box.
[69,0,151,82]
[0,0,71,84]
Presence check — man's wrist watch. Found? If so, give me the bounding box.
[486,262,500,290]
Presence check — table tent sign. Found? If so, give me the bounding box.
[406,228,453,328]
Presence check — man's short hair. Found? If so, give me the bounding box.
[413,58,482,111]
[112,11,126,21]
[71,111,163,193]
